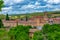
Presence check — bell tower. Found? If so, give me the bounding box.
[44,12,48,23]
[44,12,48,18]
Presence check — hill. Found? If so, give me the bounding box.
[0,11,60,19]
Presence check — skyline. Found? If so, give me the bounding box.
[0,0,60,14]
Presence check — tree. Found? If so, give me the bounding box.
[0,19,4,28]
[0,0,4,11]
[47,14,51,18]
[33,31,44,40]
[6,14,9,20]
[0,29,10,40]
[25,15,29,21]
[8,25,32,40]
[26,16,28,21]
[42,24,60,40]
[33,24,60,40]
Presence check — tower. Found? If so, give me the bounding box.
[44,12,48,18]
[44,12,48,23]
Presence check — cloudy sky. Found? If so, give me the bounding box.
[0,0,60,14]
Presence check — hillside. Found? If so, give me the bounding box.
[9,11,60,19]
[0,11,60,19]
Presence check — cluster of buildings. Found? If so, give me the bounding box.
[2,12,60,38]
[2,12,60,27]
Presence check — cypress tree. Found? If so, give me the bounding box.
[26,15,29,21]
[6,14,9,20]
[26,16,28,21]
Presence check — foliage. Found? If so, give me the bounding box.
[8,25,32,40]
[33,31,44,40]
[6,14,9,20]
[42,24,60,34]
[53,11,60,14]
[33,24,60,40]
[0,0,4,11]
[0,19,4,28]
[0,29,10,40]
[25,15,29,21]
[0,14,5,19]
[43,24,60,40]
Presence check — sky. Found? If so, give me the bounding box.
[0,0,60,14]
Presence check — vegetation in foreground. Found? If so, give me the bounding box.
[0,23,60,40]
[0,24,32,40]
[0,0,4,11]
[33,24,60,40]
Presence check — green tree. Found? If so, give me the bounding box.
[47,14,51,18]
[8,25,32,40]
[6,14,9,20]
[0,19,4,28]
[33,31,44,40]
[25,14,29,21]
[0,29,10,40]
[42,24,60,40]
[0,0,4,11]
[33,24,60,40]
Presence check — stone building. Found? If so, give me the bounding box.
[2,12,60,27]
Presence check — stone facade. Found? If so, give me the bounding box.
[2,12,60,27]
[2,16,46,27]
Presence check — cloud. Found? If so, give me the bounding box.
[47,0,60,4]
[14,0,24,3]
[53,8,60,11]
[22,4,35,9]
[3,0,24,5]
[2,6,12,11]
[0,0,60,14]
